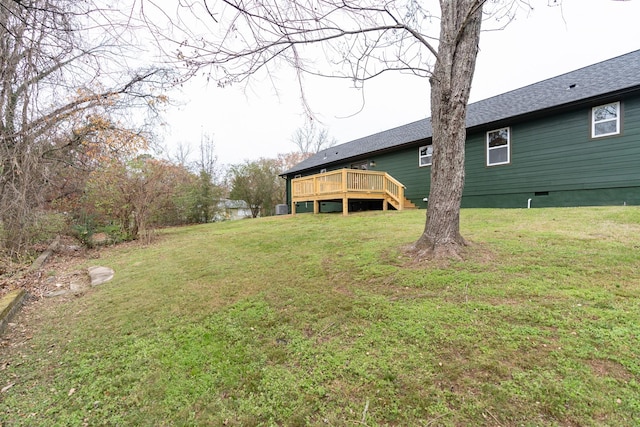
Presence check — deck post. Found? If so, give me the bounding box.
[291,201,296,215]
[342,169,348,192]
[314,200,320,214]
[342,168,349,216]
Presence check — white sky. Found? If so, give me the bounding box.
[159,0,640,166]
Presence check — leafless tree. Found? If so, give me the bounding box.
[291,118,337,156]
[0,0,170,256]
[196,133,219,181]
[168,140,194,168]
[167,133,220,178]
[141,0,533,259]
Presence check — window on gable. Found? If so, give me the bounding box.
[487,127,510,166]
[419,145,432,167]
[592,101,620,138]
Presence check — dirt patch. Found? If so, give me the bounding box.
[0,236,146,301]
[587,358,634,382]
[398,240,496,269]
[0,237,90,300]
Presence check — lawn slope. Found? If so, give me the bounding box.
[1,208,639,426]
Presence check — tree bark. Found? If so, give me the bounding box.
[414,0,483,259]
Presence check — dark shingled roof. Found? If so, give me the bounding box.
[284,49,640,175]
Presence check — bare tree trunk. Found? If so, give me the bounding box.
[1,148,42,256]
[414,0,483,259]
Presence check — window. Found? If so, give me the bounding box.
[592,101,620,138]
[419,145,432,167]
[350,161,368,170]
[487,127,510,166]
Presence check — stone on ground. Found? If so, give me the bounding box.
[88,266,115,286]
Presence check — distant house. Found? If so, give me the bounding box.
[215,199,252,221]
[281,50,640,214]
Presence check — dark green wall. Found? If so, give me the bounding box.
[367,146,431,208]
[286,94,640,209]
[462,96,640,207]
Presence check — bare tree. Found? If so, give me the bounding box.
[291,118,337,155]
[276,151,310,174]
[193,133,223,222]
[170,140,194,168]
[412,1,483,258]
[0,0,170,256]
[196,133,219,181]
[142,0,533,258]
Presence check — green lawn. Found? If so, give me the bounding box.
[1,207,639,426]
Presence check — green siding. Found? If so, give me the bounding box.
[368,146,431,209]
[286,95,640,209]
[462,187,640,208]
[463,96,640,207]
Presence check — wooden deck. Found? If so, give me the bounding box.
[291,169,414,215]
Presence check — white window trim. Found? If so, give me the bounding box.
[486,127,511,167]
[419,145,432,167]
[592,101,620,138]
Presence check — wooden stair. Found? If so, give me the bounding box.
[387,197,417,210]
[403,198,417,209]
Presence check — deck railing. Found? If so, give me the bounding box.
[291,169,405,214]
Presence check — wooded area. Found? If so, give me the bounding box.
[0,0,305,269]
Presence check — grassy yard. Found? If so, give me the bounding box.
[1,207,639,426]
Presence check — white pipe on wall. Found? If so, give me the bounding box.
[527,198,532,209]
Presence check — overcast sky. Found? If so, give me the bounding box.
[158,0,640,166]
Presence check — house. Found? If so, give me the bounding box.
[214,199,252,221]
[281,49,640,214]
